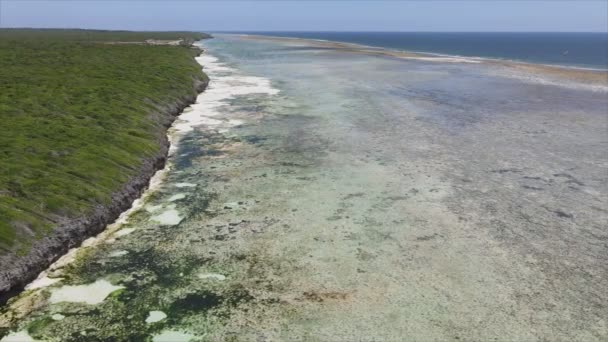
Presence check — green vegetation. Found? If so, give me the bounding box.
[0,28,210,43]
[0,29,208,252]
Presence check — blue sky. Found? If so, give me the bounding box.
[1,1,606,32]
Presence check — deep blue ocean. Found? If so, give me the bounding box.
[228,32,608,69]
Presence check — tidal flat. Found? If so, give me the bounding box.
[1,35,607,341]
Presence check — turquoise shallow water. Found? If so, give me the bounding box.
[1,35,607,341]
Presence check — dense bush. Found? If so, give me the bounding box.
[0,29,208,252]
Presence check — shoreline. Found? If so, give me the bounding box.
[235,33,608,89]
[0,47,209,305]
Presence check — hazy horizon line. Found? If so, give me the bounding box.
[1,27,607,34]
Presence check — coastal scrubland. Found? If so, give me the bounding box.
[0,28,210,44]
[0,29,208,254]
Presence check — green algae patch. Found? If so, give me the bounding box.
[25,317,54,338]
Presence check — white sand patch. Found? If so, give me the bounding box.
[168,193,186,202]
[170,52,279,136]
[145,310,167,323]
[25,275,63,290]
[150,209,182,225]
[51,313,65,321]
[145,204,163,213]
[198,273,226,281]
[152,330,194,342]
[49,279,124,305]
[108,250,129,257]
[1,331,38,342]
[114,228,136,237]
[174,182,197,188]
